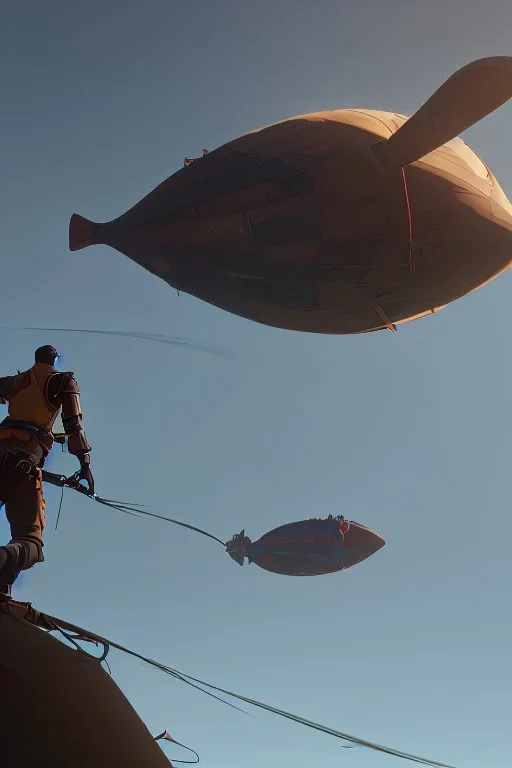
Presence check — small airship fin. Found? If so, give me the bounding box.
[226,530,250,566]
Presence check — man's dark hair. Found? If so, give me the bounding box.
[35,345,58,365]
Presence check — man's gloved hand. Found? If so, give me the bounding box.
[77,453,95,496]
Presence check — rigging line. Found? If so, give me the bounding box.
[41,612,250,717]
[155,735,199,765]
[1,327,235,360]
[95,497,149,507]
[54,484,65,531]
[145,664,253,717]
[89,499,144,519]
[41,470,226,546]
[93,496,226,547]
[176,673,455,768]
[40,611,456,768]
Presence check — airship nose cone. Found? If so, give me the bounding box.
[344,522,385,568]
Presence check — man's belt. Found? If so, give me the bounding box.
[0,419,53,453]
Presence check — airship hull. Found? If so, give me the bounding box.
[71,109,512,334]
[246,518,385,576]
[0,600,172,767]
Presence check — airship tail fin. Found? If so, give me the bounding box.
[69,213,97,251]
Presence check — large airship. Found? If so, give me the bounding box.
[226,516,385,576]
[70,56,512,334]
[0,599,173,767]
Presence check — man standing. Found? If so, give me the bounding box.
[0,345,93,595]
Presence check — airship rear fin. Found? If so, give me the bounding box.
[381,56,512,166]
[69,213,96,251]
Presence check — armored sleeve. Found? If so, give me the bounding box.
[49,372,91,455]
[0,376,19,404]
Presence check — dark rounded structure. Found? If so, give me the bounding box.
[227,516,385,576]
[0,600,172,767]
[70,57,512,335]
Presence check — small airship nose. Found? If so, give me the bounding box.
[343,522,385,569]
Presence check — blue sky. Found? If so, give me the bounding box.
[2,1,512,766]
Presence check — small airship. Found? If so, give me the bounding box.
[70,57,512,335]
[225,516,385,576]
